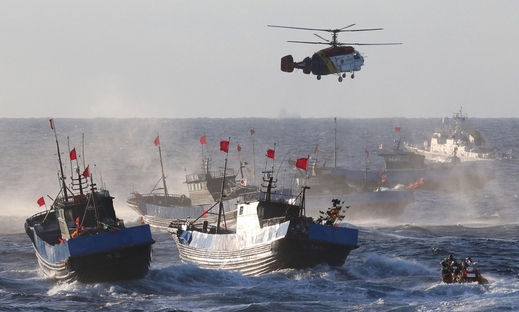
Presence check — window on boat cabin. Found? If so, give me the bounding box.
[239,206,243,215]
[188,183,204,191]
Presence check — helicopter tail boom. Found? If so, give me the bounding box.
[281,55,312,74]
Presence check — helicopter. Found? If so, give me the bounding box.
[268,24,401,82]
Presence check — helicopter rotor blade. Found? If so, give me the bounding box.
[313,33,329,42]
[269,24,384,34]
[268,25,333,32]
[339,28,383,33]
[340,24,356,30]
[287,40,330,45]
[338,42,402,46]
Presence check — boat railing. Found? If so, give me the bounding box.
[128,191,189,204]
[209,168,235,179]
[26,210,53,225]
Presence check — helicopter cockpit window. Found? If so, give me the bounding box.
[354,52,361,59]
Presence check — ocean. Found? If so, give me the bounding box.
[1,117,519,311]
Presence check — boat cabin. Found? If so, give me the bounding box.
[235,200,302,232]
[54,190,117,240]
[378,150,427,171]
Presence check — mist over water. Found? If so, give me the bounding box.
[2,118,519,311]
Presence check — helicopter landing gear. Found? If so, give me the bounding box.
[351,73,355,79]
[338,76,343,82]
[317,75,321,80]
[342,73,346,78]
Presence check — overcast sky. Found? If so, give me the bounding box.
[1,1,518,119]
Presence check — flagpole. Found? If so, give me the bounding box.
[216,137,230,234]
[272,143,276,172]
[67,136,73,178]
[303,154,310,217]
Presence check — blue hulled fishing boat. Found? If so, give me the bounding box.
[24,119,154,283]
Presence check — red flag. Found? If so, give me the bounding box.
[295,158,308,170]
[250,129,255,136]
[236,143,242,152]
[199,135,207,145]
[82,165,90,178]
[154,136,160,146]
[49,119,54,130]
[395,126,401,133]
[313,144,319,154]
[365,150,369,158]
[202,209,207,218]
[69,148,77,161]
[220,140,229,153]
[266,149,275,159]
[37,196,45,207]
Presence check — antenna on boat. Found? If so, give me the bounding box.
[155,134,169,205]
[216,137,230,234]
[49,119,69,202]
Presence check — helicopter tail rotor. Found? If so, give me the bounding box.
[281,55,294,72]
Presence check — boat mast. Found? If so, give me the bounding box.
[300,186,309,217]
[156,134,169,204]
[50,119,69,202]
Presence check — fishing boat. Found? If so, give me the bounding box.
[339,129,495,192]
[404,107,498,162]
[295,163,415,220]
[293,120,414,220]
[126,135,257,229]
[24,119,154,283]
[170,148,359,276]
